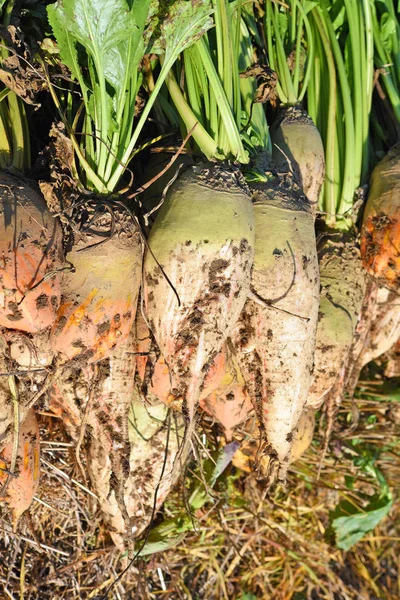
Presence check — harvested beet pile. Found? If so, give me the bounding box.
[0,3,399,596]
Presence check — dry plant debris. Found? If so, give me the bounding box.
[0,381,398,600]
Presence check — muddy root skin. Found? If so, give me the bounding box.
[143,163,255,425]
[384,337,400,378]
[50,201,142,364]
[342,281,379,401]
[306,233,367,410]
[9,330,53,370]
[0,336,45,446]
[315,280,397,468]
[87,389,187,551]
[0,173,64,333]
[232,409,315,475]
[49,333,138,550]
[0,338,16,446]
[134,309,174,408]
[232,175,320,483]
[359,286,400,369]
[126,397,188,543]
[270,106,325,214]
[0,407,40,524]
[79,328,188,551]
[48,366,89,440]
[84,330,138,550]
[360,143,400,289]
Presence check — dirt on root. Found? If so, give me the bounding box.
[0,385,398,599]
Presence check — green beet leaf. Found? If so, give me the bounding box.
[47,0,213,193]
[47,0,151,192]
[330,493,393,551]
[146,0,214,56]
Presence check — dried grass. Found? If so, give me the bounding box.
[0,374,399,600]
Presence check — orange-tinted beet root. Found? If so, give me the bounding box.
[199,343,253,440]
[135,312,254,429]
[0,408,40,523]
[0,173,63,333]
[361,144,400,288]
[50,202,142,363]
[135,314,254,427]
[361,217,400,285]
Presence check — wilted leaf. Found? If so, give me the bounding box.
[208,441,240,487]
[0,26,43,104]
[49,122,75,175]
[240,63,278,103]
